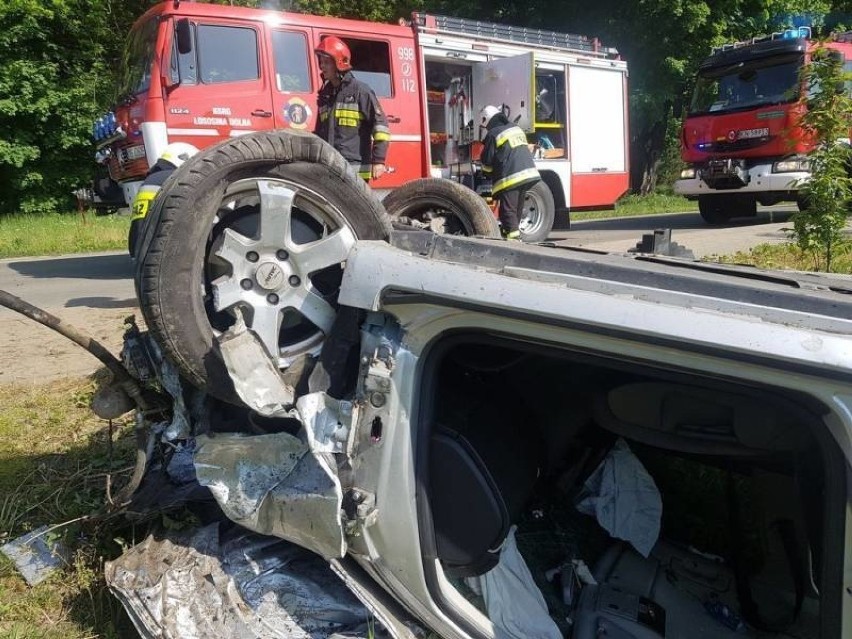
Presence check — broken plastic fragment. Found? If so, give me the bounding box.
[218,309,295,414]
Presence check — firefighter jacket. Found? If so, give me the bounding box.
[128,159,175,258]
[314,72,390,178]
[480,121,540,194]
[130,160,174,224]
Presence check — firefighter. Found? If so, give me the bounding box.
[128,142,198,259]
[314,36,390,181]
[479,105,541,240]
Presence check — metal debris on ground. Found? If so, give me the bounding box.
[0,525,70,586]
[105,522,377,639]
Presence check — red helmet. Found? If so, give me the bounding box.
[315,36,352,72]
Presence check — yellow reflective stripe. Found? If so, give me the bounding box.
[334,107,362,119]
[495,126,528,148]
[334,106,361,127]
[130,187,159,221]
[373,131,391,141]
[492,168,540,193]
[358,170,372,179]
[481,164,493,173]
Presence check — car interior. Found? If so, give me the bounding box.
[419,335,845,639]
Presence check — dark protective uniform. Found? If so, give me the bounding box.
[314,71,390,179]
[480,119,541,234]
[128,159,175,259]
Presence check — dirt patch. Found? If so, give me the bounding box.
[0,305,143,385]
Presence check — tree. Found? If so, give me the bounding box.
[792,44,852,271]
[0,0,148,214]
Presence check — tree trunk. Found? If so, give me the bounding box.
[630,109,670,195]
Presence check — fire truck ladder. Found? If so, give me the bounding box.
[413,13,619,59]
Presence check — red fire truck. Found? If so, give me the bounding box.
[675,27,852,224]
[92,1,629,241]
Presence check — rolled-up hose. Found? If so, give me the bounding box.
[0,289,151,506]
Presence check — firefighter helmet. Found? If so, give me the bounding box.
[315,36,352,72]
[159,142,199,168]
[480,105,501,127]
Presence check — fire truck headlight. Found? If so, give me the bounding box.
[680,167,696,179]
[773,158,809,173]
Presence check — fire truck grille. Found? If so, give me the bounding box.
[698,136,774,153]
[108,144,148,182]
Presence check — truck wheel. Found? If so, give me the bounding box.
[382,178,501,237]
[520,181,555,243]
[698,196,731,225]
[136,130,391,403]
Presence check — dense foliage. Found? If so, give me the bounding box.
[1,0,851,212]
[0,1,148,213]
[793,44,852,270]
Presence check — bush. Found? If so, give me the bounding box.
[793,44,852,271]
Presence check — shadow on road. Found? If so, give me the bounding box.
[67,296,138,310]
[570,208,796,232]
[8,254,132,281]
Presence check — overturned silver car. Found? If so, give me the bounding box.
[114,130,852,639]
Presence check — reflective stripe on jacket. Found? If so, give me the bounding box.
[129,163,174,221]
[314,72,389,166]
[480,122,540,194]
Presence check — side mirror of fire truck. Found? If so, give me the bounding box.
[176,18,193,55]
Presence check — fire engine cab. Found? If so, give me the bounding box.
[675,27,852,224]
[93,1,629,240]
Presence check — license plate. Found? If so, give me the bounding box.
[121,145,146,162]
[737,128,769,140]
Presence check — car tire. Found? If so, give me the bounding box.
[382,178,501,237]
[698,196,731,225]
[520,181,555,243]
[136,130,391,403]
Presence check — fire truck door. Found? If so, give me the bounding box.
[269,28,318,134]
[568,66,626,173]
[472,53,535,133]
[316,32,423,188]
[165,18,275,146]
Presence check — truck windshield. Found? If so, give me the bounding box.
[118,18,158,100]
[688,53,803,115]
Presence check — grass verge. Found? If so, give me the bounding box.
[714,240,852,274]
[0,194,695,259]
[0,212,130,259]
[0,371,138,639]
[571,192,693,221]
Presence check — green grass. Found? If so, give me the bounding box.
[571,192,693,221]
[0,372,138,639]
[713,240,852,274]
[0,195,693,258]
[0,212,130,259]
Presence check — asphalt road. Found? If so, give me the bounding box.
[0,207,801,311]
[0,251,136,312]
[550,205,797,258]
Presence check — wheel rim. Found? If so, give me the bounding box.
[204,177,357,369]
[519,189,545,236]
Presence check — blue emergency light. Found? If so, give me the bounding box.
[783,26,811,39]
